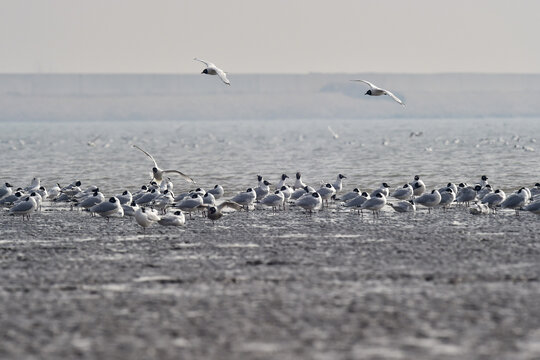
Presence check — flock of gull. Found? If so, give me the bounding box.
[2,58,538,230]
[2,143,540,231]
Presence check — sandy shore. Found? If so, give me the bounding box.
[1,204,539,359]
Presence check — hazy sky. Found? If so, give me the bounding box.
[1,0,539,74]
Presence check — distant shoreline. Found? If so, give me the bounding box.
[1,73,540,121]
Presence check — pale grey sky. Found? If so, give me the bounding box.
[1,0,539,74]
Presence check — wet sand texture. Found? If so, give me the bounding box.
[1,206,539,360]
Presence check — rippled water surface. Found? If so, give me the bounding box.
[1,118,538,193]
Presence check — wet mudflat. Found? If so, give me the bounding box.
[1,205,539,360]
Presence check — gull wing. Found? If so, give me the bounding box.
[327,126,339,139]
[215,68,231,85]
[193,57,213,67]
[350,79,377,90]
[384,90,405,106]
[218,201,243,211]
[132,145,158,168]
[147,210,161,222]
[162,170,196,183]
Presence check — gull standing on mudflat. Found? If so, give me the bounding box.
[9,196,37,221]
[295,192,322,213]
[481,189,506,211]
[261,190,285,211]
[332,174,347,193]
[194,58,230,85]
[231,188,257,210]
[90,197,124,220]
[132,145,195,184]
[438,188,456,211]
[414,190,441,213]
[360,193,387,218]
[343,192,370,214]
[351,80,405,106]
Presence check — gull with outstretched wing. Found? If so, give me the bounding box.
[194,58,230,85]
[132,145,195,184]
[351,79,405,106]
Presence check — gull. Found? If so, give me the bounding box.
[135,207,161,230]
[317,183,336,207]
[261,190,285,211]
[332,174,347,193]
[208,185,224,200]
[470,202,490,215]
[77,191,105,212]
[132,144,195,184]
[9,196,37,221]
[275,174,289,190]
[456,184,480,206]
[291,185,314,200]
[203,192,216,206]
[194,58,230,85]
[90,197,124,220]
[343,192,370,215]
[24,177,40,192]
[351,80,405,106]
[206,201,243,223]
[530,183,540,198]
[37,186,48,201]
[339,188,360,202]
[410,175,425,197]
[327,126,339,140]
[0,191,23,205]
[158,210,186,227]
[295,192,322,213]
[160,177,174,192]
[389,200,416,213]
[523,200,540,215]
[438,183,458,196]
[370,183,390,198]
[231,188,257,210]
[360,193,387,218]
[135,188,160,206]
[279,185,293,204]
[438,188,456,211]
[175,193,204,218]
[152,190,174,213]
[477,184,493,200]
[122,201,140,217]
[391,184,413,200]
[61,181,82,196]
[480,175,489,187]
[501,188,527,215]
[48,184,61,200]
[414,190,441,213]
[255,175,272,201]
[293,172,307,190]
[116,190,133,206]
[481,189,506,211]
[0,182,13,200]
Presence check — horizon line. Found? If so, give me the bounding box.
[1,71,540,76]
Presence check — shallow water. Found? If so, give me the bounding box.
[1,118,538,194]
